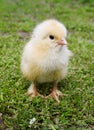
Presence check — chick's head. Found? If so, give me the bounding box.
[32,19,67,48]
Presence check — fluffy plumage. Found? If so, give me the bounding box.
[21,19,72,102]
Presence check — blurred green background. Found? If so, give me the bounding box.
[0,0,94,129]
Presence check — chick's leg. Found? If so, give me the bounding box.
[46,82,63,103]
[27,83,43,99]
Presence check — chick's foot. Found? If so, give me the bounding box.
[27,84,43,99]
[45,86,63,103]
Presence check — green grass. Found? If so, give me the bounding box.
[0,0,94,129]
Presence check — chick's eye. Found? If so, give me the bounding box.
[49,35,54,40]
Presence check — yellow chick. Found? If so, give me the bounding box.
[21,19,72,102]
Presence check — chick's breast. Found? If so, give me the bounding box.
[21,40,70,83]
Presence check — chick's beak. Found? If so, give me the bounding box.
[57,38,67,46]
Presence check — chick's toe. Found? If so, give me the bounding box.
[27,84,43,99]
[45,86,63,103]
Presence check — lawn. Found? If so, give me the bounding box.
[0,0,94,129]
